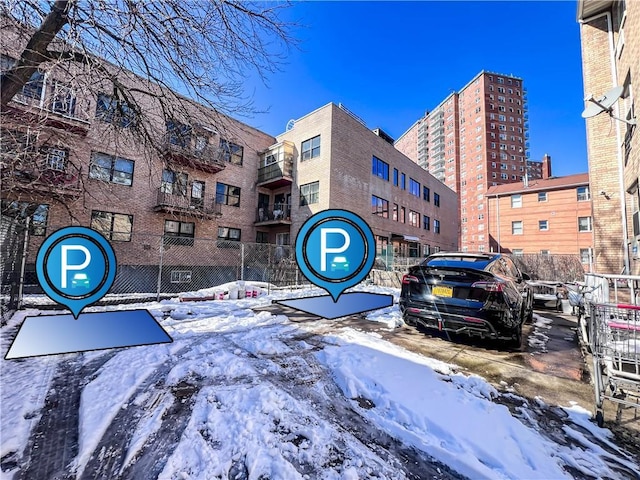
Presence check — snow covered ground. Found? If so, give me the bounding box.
[1,283,639,479]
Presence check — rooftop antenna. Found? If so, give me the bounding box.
[582,86,636,125]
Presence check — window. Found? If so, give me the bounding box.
[301,135,320,161]
[393,168,399,186]
[91,211,133,241]
[43,147,67,171]
[256,231,269,243]
[578,216,593,232]
[216,182,241,207]
[539,220,548,231]
[409,210,420,227]
[164,220,195,246]
[276,232,290,246]
[540,250,550,256]
[372,156,389,180]
[512,221,523,235]
[423,215,431,230]
[51,81,76,117]
[218,226,241,241]
[423,186,430,201]
[434,219,441,234]
[96,93,136,127]
[577,186,591,201]
[400,173,406,190]
[511,194,522,208]
[512,249,523,256]
[538,192,547,202]
[399,206,406,223]
[371,195,389,218]
[1,201,48,236]
[434,193,440,207]
[220,140,244,165]
[90,152,134,186]
[165,120,192,148]
[408,178,420,197]
[393,203,398,221]
[580,248,593,264]
[300,181,319,206]
[21,71,44,100]
[170,270,192,283]
[161,169,188,195]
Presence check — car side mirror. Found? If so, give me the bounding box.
[521,272,531,281]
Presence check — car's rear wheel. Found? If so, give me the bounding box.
[506,324,523,349]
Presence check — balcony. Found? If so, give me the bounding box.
[257,158,294,188]
[255,204,292,226]
[1,155,82,197]
[161,136,226,174]
[153,188,222,218]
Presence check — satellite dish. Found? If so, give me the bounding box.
[285,119,295,131]
[582,85,624,118]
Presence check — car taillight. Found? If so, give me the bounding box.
[402,274,419,284]
[471,281,504,292]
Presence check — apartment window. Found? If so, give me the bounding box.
[512,249,523,256]
[372,156,389,180]
[218,226,241,242]
[538,192,547,202]
[501,173,508,180]
[276,232,291,246]
[96,93,136,127]
[511,194,522,208]
[43,146,68,171]
[91,211,133,241]
[393,168,399,186]
[400,173,406,190]
[21,71,45,100]
[423,186,430,202]
[51,81,76,117]
[577,186,591,201]
[1,201,49,236]
[393,203,399,221]
[371,195,389,218]
[578,216,593,232]
[164,220,195,246]
[399,206,406,223]
[301,135,321,161]
[256,231,269,243]
[434,219,441,234]
[161,169,188,195]
[409,178,420,197]
[539,220,549,231]
[408,210,420,228]
[434,193,440,207]
[90,152,134,186]
[216,182,241,206]
[512,221,523,235]
[300,181,319,206]
[540,250,550,256]
[166,119,192,148]
[423,215,431,230]
[220,140,244,165]
[580,248,593,264]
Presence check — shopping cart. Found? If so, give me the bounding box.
[589,303,640,426]
[565,283,601,349]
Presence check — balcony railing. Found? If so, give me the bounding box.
[2,159,82,195]
[162,136,226,173]
[255,204,292,224]
[154,188,222,217]
[257,159,293,186]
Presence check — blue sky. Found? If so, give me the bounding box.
[245,1,587,177]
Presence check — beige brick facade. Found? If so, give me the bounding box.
[579,0,640,274]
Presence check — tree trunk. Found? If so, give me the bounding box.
[0,0,71,108]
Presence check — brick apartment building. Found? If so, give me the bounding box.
[260,103,459,260]
[485,173,594,268]
[395,71,550,253]
[578,0,639,274]
[1,41,457,286]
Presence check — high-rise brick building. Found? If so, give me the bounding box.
[396,71,539,253]
[578,0,639,275]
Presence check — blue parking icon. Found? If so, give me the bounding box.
[36,227,117,318]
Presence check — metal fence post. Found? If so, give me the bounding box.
[156,236,164,302]
[16,217,30,310]
[240,242,245,281]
